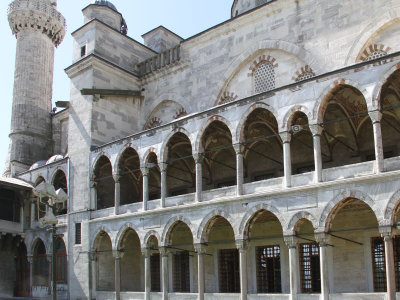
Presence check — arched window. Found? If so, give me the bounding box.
[254,62,275,94]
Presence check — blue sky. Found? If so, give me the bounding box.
[0,0,232,173]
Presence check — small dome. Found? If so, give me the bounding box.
[46,154,64,165]
[29,160,47,171]
[91,0,118,12]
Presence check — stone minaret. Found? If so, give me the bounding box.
[5,0,66,176]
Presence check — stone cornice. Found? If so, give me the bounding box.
[8,0,66,47]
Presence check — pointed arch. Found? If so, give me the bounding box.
[318,190,380,231]
[313,79,372,123]
[160,127,194,163]
[194,115,236,154]
[372,62,400,110]
[236,102,279,143]
[384,189,400,225]
[140,147,160,167]
[346,11,400,65]
[114,144,141,173]
[213,39,324,106]
[282,105,313,131]
[143,230,161,248]
[92,151,113,175]
[161,215,195,246]
[115,223,141,250]
[91,227,110,251]
[238,203,285,240]
[196,209,235,243]
[287,211,318,235]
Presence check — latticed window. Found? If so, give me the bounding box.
[254,62,275,94]
[173,251,190,292]
[151,254,161,292]
[367,50,387,61]
[371,237,386,292]
[299,243,321,293]
[256,245,281,293]
[219,249,240,293]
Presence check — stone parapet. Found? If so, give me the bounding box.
[8,0,66,47]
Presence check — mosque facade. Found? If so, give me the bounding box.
[2,0,400,299]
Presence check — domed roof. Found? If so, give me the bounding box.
[29,160,47,171]
[91,0,118,12]
[46,154,64,165]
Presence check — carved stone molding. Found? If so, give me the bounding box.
[8,0,66,47]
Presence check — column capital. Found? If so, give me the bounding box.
[27,255,33,263]
[89,252,97,261]
[193,153,204,164]
[141,167,150,176]
[141,247,152,257]
[194,243,207,254]
[159,246,169,256]
[113,174,121,183]
[233,143,244,154]
[159,162,168,172]
[112,249,124,259]
[284,235,299,248]
[309,124,323,136]
[235,239,249,252]
[90,179,97,188]
[369,110,382,124]
[314,232,331,246]
[379,225,393,238]
[280,131,292,143]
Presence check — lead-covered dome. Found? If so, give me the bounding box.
[91,0,118,12]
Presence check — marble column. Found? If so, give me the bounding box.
[142,248,151,300]
[89,252,97,299]
[194,154,203,203]
[285,236,299,300]
[280,132,292,188]
[381,227,396,300]
[236,240,248,300]
[113,174,121,215]
[369,110,384,173]
[90,179,97,211]
[234,144,244,196]
[30,199,35,228]
[160,247,169,300]
[315,233,330,300]
[113,250,122,300]
[309,124,323,183]
[28,256,33,296]
[194,244,206,300]
[159,162,167,208]
[141,167,149,211]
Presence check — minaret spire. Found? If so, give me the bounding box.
[4,0,66,176]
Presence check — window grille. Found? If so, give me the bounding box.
[173,251,190,292]
[219,249,240,293]
[56,253,67,283]
[299,243,321,293]
[371,237,386,292]
[75,223,81,245]
[254,62,275,94]
[256,245,281,293]
[296,71,315,82]
[367,50,387,61]
[151,254,161,292]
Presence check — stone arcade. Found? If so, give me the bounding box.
[1,0,400,299]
